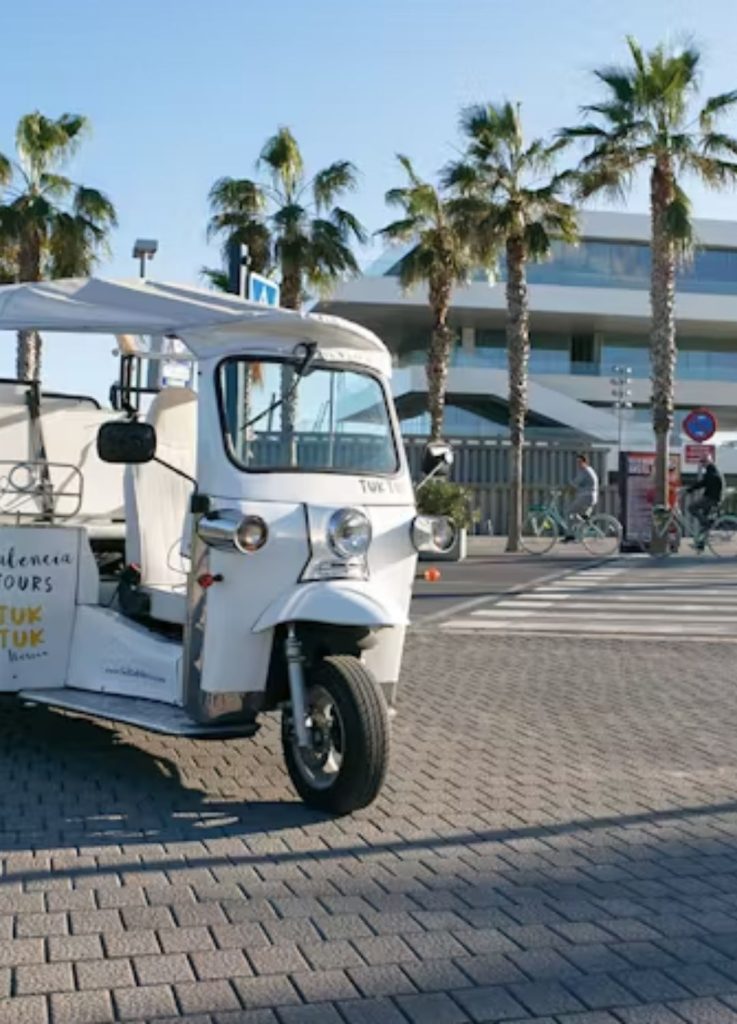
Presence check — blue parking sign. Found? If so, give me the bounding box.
[248,273,280,307]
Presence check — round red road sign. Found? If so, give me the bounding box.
[683,408,717,443]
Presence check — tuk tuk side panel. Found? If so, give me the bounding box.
[196,502,310,696]
[67,605,182,703]
[0,525,81,691]
[362,624,405,704]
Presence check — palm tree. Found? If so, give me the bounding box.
[378,155,476,441]
[444,102,578,551]
[0,112,117,380]
[561,36,737,525]
[207,126,366,447]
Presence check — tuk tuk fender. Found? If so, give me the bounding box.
[252,581,408,633]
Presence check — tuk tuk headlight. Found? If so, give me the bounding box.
[235,515,268,553]
[327,508,372,558]
[197,510,268,553]
[412,514,456,553]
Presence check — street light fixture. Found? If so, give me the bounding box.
[610,364,633,463]
[132,239,158,279]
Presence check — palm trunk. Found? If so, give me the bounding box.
[649,160,676,553]
[505,237,529,553]
[279,268,301,465]
[426,279,453,441]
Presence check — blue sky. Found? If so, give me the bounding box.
[2,0,737,398]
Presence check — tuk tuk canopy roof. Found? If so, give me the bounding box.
[0,277,392,376]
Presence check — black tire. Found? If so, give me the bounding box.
[282,655,390,815]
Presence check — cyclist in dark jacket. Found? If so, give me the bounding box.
[687,456,724,542]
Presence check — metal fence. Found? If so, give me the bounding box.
[404,438,615,534]
[404,437,610,487]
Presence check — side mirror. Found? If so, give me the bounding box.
[97,421,156,464]
[421,441,454,478]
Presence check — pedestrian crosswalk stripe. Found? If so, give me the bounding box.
[439,558,737,639]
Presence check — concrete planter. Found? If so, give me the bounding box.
[418,527,468,562]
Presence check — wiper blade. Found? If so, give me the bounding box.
[241,342,318,433]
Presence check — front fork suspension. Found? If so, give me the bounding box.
[285,623,311,749]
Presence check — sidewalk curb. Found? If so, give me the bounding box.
[411,555,621,629]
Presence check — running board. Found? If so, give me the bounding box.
[19,689,260,739]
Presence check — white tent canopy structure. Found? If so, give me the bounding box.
[0,277,392,376]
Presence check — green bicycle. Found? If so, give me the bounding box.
[520,488,622,557]
[649,488,737,557]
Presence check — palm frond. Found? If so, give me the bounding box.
[258,126,304,196]
[593,67,636,107]
[460,101,520,148]
[39,173,73,199]
[392,244,430,292]
[524,221,553,260]
[307,217,361,292]
[48,211,108,277]
[384,186,412,209]
[0,154,12,190]
[396,154,423,188]
[626,35,647,77]
[73,186,117,227]
[699,90,737,131]
[701,131,737,159]
[16,112,89,177]
[376,216,421,242]
[312,160,358,211]
[200,266,231,292]
[685,152,737,189]
[665,184,693,256]
[208,177,265,216]
[330,206,367,244]
[272,202,307,233]
[56,113,88,144]
[441,160,487,194]
[576,162,634,202]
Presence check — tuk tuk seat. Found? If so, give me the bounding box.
[123,386,196,624]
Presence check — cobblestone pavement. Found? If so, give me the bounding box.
[2,631,737,1022]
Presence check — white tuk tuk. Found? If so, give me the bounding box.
[0,278,453,814]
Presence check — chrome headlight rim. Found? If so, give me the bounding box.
[327,507,372,559]
[197,509,269,554]
[234,514,268,553]
[412,514,456,553]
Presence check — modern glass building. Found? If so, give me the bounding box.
[314,211,737,450]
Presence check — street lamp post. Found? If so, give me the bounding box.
[610,364,633,464]
[132,239,159,389]
[132,238,158,279]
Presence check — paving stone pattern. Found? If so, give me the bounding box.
[0,632,737,1021]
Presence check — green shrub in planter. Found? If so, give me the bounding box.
[416,480,478,530]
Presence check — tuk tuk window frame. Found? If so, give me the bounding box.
[214,355,402,477]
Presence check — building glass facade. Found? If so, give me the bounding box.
[394,330,737,382]
[382,238,737,294]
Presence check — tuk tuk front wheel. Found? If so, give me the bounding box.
[282,655,390,815]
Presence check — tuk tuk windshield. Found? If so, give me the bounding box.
[218,358,399,473]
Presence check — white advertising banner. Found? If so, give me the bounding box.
[0,527,79,690]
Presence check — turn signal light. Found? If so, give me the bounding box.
[197,573,223,589]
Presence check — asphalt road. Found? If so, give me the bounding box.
[411,547,602,623]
